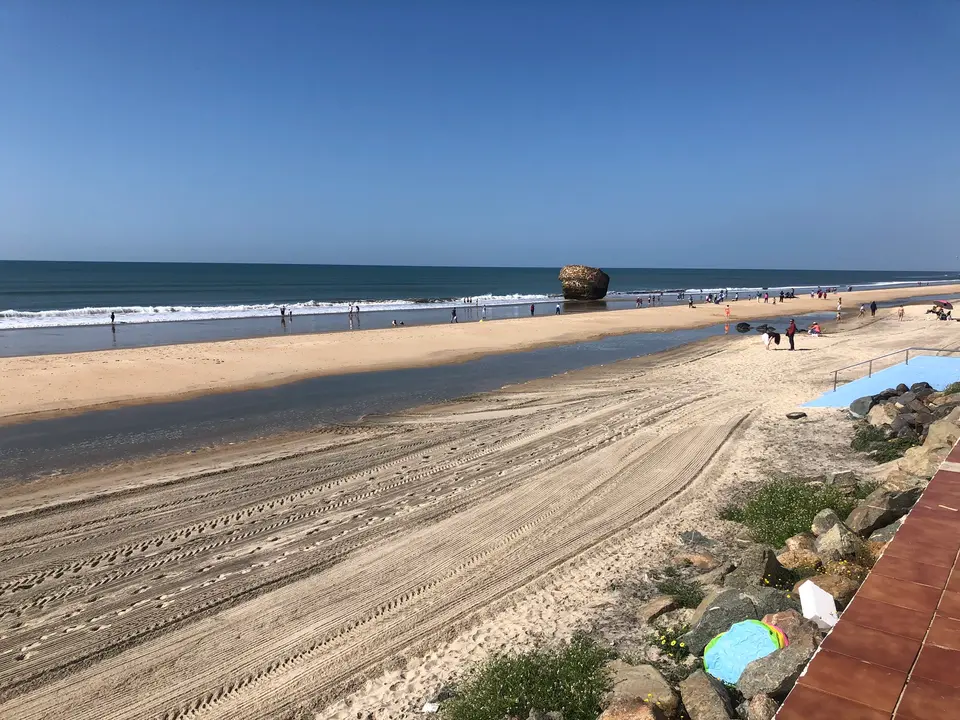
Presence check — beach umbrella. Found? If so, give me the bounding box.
[935,300,953,310]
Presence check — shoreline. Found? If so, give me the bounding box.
[2,283,958,425]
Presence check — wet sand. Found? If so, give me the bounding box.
[0,305,957,719]
[2,283,957,425]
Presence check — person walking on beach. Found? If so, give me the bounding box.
[898,305,905,321]
[858,304,866,318]
[725,305,731,321]
[786,319,797,350]
[451,307,458,323]
[555,303,561,315]
[530,303,535,316]
[870,300,877,317]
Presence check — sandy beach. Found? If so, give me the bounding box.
[2,283,958,425]
[0,304,958,719]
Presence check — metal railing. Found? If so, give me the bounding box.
[832,346,960,391]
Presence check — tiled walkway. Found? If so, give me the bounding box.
[777,441,960,719]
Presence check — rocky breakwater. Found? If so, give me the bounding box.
[849,382,960,486]
[559,265,611,301]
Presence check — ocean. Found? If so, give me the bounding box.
[2,261,958,330]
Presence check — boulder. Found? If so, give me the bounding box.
[849,396,875,419]
[784,533,817,553]
[869,519,904,544]
[785,411,807,420]
[674,552,721,571]
[683,590,762,655]
[724,545,793,590]
[558,265,610,301]
[736,635,817,701]
[794,573,859,607]
[598,699,667,720]
[638,596,680,624]
[776,548,821,572]
[845,487,922,537]
[930,392,960,408]
[910,381,933,392]
[924,416,960,450]
[811,509,841,537]
[891,414,916,432]
[607,661,679,719]
[867,403,898,428]
[680,671,735,720]
[895,391,918,408]
[736,322,752,333]
[898,444,950,478]
[738,695,778,720]
[760,609,822,647]
[897,427,920,443]
[879,468,927,492]
[875,388,900,401]
[815,523,863,563]
[698,562,735,588]
[740,587,800,618]
[895,383,910,394]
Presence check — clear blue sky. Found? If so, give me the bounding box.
[2,1,959,269]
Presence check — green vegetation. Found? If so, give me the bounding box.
[442,636,613,720]
[944,381,960,395]
[850,424,887,451]
[652,624,690,663]
[720,477,858,547]
[655,567,705,609]
[851,424,916,462]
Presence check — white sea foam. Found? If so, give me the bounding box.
[0,293,555,330]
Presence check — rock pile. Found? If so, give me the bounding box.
[558,265,611,301]
[850,382,960,485]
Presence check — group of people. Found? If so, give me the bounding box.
[856,301,879,319]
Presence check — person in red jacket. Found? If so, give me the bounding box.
[786,319,797,351]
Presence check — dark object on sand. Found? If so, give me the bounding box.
[786,412,807,420]
[558,265,610,300]
[736,322,752,333]
[935,300,953,310]
[755,324,778,334]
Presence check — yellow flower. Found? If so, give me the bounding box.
[670,640,677,646]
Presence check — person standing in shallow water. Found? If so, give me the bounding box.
[555,303,561,315]
[451,307,458,323]
[530,303,535,316]
[110,311,115,325]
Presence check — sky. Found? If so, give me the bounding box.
[1,1,959,270]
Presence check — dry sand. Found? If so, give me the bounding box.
[0,305,958,720]
[2,283,958,425]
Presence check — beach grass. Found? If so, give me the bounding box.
[442,635,612,720]
[720,477,859,548]
[655,567,705,609]
[851,424,917,461]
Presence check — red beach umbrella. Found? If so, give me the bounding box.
[935,300,953,310]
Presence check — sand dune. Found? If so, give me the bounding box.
[2,283,957,424]
[0,306,957,719]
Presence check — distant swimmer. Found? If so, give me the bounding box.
[555,303,561,315]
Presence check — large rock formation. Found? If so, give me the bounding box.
[558,265,610,300]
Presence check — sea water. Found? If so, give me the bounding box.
[2,260,956,330]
